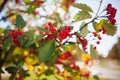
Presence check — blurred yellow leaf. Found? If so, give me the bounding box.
[23,50,29,56]
[0,0,2,4]
[81,54,90,61]
[13,47,23,55]
[9,15,16,21]
[28,65,34,71]
[0,28,4,34]
[64,44,75,52]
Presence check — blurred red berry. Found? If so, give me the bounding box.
[76,35,88,50]
[94,46,97,49]
[58,26,71,42]
[96,41,100,44]
[15,77,24,80]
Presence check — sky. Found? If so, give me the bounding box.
[0,0,120,57]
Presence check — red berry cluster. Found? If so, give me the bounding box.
[48,22,57,34]
[15,0,20,3]
[65,0,75,8]
[106,3,117,25]
[33,0,43,6]
[76,36,88,51]
[29,49,37,55]
[58,26,71,42]
[58,51,72,60]
[15,77,24,80]
[42,22,57,40]
[68,64,80,70]
[81,71,90,77]
[10,29,23,47]
[55,51,80,70]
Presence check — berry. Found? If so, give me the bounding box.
[96,41,100,44]
[106,3,117,25]
[93,46,96,50]
[58,26,71,42]
[68,64,80,70]
[101,28,106,34]
[76,36,88,50]
[98,37,102,40]
[92,32,97,37]
[81,71,90,77]
[10,29,23,47]
[58,52,72,60]
[48,22,57,34]
[15,77,23,80]
[15,0,20,3]
[45,34,54,40]
[29,49,37,54]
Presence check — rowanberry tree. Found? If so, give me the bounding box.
[0,0,118,80]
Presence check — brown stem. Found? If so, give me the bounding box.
[0,13,14,21]
[0,0,9,13]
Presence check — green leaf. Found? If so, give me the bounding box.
[74,11,91,21]
[2,37,12,52]
[18,36,26,47]
[27,5,36,14]
[25,35,44,47]
[46,49,60,66]
[72,3,93,12]
[36,27,47,32]
[90,45,98,59]
[103,21,117,36]
[53,12,62,24]
[93,75,100,80]
[79,22,90,37]
[0,68,4,73]
[13,57,22,65]
[37,40,55,64]
[5,66,18,73]
[9,74,15,80]
[16,15,26,29]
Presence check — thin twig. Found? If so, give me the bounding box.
[0,13,14,21]
[95,0,103,18]
[0,0,9,13]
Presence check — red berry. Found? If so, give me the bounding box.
[76,36,88,50]
[45,34,54,40]
[92,32,97,37]
[81,71,89,77]
[98,37,102,40]
[93,46,97,50]
[15,0,20,3]
[58,26,71,42]
[15,77,23,80]
[96,41,100,44]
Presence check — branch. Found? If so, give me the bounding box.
[79,0,103,31]
[0,13,14,21]
[95,0,103,17]
[0,0,9,13]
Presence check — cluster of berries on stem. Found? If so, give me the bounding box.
[10,29,23,47]
[58,26,71,42]
[76,35,88,51]
[106,3,117,25]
